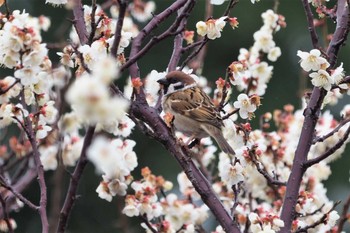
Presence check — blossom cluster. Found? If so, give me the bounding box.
[196,16,238,40]
[88,137,138,201]
[122,167,209,233]
[297,49,345,92]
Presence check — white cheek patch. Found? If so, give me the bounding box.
[167,81,183,94]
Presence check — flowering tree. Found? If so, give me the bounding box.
[0,0,349,232]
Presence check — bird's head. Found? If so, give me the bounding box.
[157,71,196,95]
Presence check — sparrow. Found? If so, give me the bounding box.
[157,70,235,155]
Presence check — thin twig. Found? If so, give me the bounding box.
[122,0,193,76]
[295,201,340,233]
[312,118,350,144]
[0,79,19,95]
[88,0,98,45]
[20,90,49,233]
[305,123,350,167]
[110,0,128,57]
[301,0,320,49]
[140,215,157,233]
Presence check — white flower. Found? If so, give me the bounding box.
[250,61,273,81]
[262,10,279,29]
[96,182,113,202]
[297,49,329,72]
[40,101,58,124]
[267,47,281,62]
[327,210,340,227]
[36,117,52,139]
[196,21,207,37]
[91,56,119,84]
[62,134,83,166]
[87,136,137,180]
[14,67,40,86]
[253,29,275,53]
[196,17,227,40]
[233,94,257,119]
[45,0,67,5]
[122,203,139,217]
[309,69,334,91]
[332,62,345,84]
[65,76,129,125]
[210,0,226,5]
[129,1,155,22]
[39,145,58,171]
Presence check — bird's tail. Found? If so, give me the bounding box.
[202,125,235,155]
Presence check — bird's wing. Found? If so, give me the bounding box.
[167,87,223,128]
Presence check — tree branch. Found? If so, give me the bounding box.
[312,118,350,144]
[305,123,350,167]
[56,126,96,233]
[72,0,88,45]
[121,0,190,76]
[20,90,49,233]
[301,0,319,49]
[110,0,129,57]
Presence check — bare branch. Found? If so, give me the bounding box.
[110,0,129,57]
[0,175,39,211]
[301,0,320,49]
[121,0,190,76]
[20,90,49,233]
[56,126,96,233]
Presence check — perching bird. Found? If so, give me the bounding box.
[157,70,235,154]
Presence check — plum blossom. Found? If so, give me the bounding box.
[267,47,281,62]
[39,145,58,171]
[45,0,67,5]
[65,75,129,125]
[233,94,257,119]
[297,49,329,72]
[309,69,334,91]
[196,17,228,40]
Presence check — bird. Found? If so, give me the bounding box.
[157,70,235,155]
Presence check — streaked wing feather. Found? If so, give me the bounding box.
[168,87,223,128]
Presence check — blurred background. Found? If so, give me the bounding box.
[2,0,350,232]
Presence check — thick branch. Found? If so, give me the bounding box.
[56,126,96,233]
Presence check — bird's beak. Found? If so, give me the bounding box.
[157,78,169,86]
